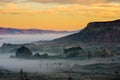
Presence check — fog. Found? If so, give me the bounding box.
[0,34,115,74]
[0,34,71,46]
[0,53,105,73]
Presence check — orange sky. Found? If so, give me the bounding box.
[0,0,120,31]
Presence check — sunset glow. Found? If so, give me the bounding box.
[0,0,120,31]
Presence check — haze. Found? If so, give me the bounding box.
[0,34,113,73]
[0,34,71,46]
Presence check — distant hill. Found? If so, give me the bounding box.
[0,27,77,34]
[1,19,120,55]
[53,19,120,45]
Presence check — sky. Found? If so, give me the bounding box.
[0,0,120,31]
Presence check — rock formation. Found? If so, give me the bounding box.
[54,19,120,45]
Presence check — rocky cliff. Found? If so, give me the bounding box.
[54,19,120,45]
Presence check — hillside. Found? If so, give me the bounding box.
[53,19,120,45]
[0,27,76,34]
[1,19,120,55]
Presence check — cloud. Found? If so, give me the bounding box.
[27,0,120,5]
[48,3,120,18]
[27,0,104,4]
[0,0,18,3]
[0,0,13,2]
[106,0,120,2]
[0,3,56,15]
[1,0,119,5]
[95,3,120,7]
[0,0,119,19]
[0,0,26,4]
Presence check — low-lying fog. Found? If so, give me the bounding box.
[0,34,118,74]
[0,34,71,46]
[0,53,111,73]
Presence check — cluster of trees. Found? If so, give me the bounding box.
[15,46,50,58]
[15,46,86,59]
[14,45,119,59]
[15,46,33,58]
[63,46,84,58]
[87,48,117,58]
[34,53,49,58]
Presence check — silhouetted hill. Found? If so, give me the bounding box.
[16,46,32,58]
[0,27,77,34]
[1,19,120,55]
[53,19,120,45]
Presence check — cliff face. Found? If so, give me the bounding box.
[83,19,120,44]
[54,19,120,45]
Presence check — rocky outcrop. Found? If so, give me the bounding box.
[53,19,120,45]
[15,46,32,58]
